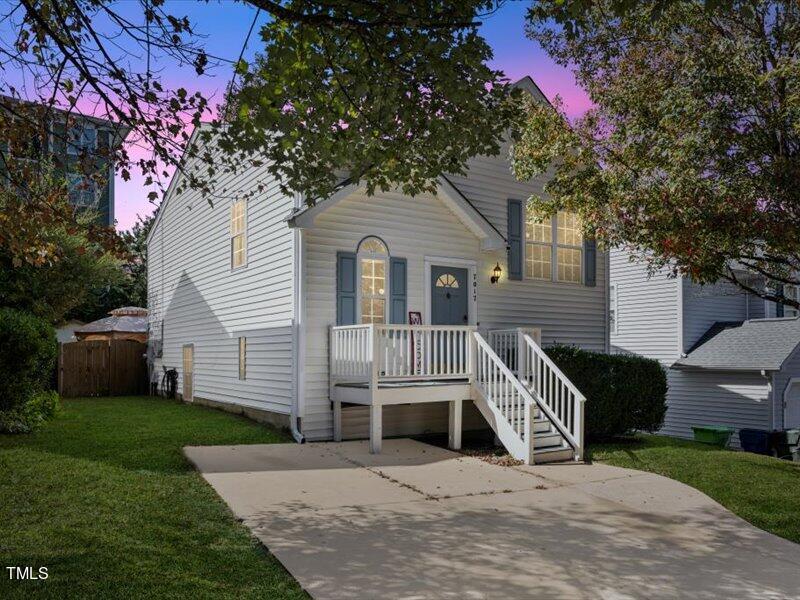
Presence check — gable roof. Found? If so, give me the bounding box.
[145,124,206,246]
[287,175,506,251]
[674,317,800,372]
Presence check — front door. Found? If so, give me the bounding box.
[431,266,469,325]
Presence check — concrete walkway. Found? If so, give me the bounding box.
[185,439,800,600]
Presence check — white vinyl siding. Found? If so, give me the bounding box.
[147,129,295,416]
[609,283,618,334]
[682,279,752,352]
[445,137,607,350]
[784,285,800,318]
[773,346,800,430]
[663,369,772,448]
[609,250,680,365]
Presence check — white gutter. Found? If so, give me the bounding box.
[290,202,306,444]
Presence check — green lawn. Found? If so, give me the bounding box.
[590,434,800,544]
[0,396,307,599]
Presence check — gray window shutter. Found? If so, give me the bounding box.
[390,257,407,324]
[507,199,523,280]
[776,285,785,317]
[336,252,357,325]
[584,239,597,287]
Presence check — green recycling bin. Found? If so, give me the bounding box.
[692,425,734,447]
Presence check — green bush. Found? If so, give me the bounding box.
[0,390,60,433]
[0,308,59,432]
[544,345,667,441]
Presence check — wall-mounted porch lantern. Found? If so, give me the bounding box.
[490,262,502,284]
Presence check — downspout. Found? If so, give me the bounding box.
[290,202,306,443]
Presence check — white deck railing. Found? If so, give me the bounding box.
[519,334,585,460]
[330,324,476,384]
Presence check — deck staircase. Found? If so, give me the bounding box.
[329,324,584,464]
[471,330,585,464]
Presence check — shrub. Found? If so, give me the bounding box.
[0,390,60,433]
[0,308,59,432]
[544,345,667,442]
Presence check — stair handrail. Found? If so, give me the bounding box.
[472,332,536,462]
[473,332,534,406]
[521,334,585,460]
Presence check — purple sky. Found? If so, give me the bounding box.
[108,1,588,231]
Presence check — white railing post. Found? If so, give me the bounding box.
[575,397,584,462]
[369,325,379,394]
[469,331,478,384]
[329,325,334,394]
[524,397,534,464]
[516,328,527,382]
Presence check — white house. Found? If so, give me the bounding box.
[610,251,800,447]
[146,77,608,464]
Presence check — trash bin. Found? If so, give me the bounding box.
[786,429,800,446]
[739,429,771,455]
[692,425,734,447]
[769,429,800,460]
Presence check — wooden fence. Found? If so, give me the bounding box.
[59,339,148,398]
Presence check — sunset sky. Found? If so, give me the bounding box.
[10,1,591,231]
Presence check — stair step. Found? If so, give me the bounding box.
[532,431,565,448]
[532,445,575,464]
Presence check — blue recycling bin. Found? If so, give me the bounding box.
[738,429,770,455]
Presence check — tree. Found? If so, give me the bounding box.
[218,0,520,202]
[69,211,155,322]
[517,1,800,308]
[0,168,125,324]
[3,1,519,206]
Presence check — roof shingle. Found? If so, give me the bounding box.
[674,317,800,371]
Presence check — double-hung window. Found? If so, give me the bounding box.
[525,210,583,283]
[358,237,388,324]
[230,200,247,269]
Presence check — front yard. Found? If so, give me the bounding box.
[3,398,798,598]
[0,396,306,599]
[590,435,800,544]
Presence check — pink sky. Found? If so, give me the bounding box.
[112,1,589,231]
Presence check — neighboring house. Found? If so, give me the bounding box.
[0,99,129,226]
[55,319,85,344]
[75,307,149,343]
[146,77,607,464]
[610,251,800,446]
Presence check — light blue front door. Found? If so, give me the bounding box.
[431,266,469,325]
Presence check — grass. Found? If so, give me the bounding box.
[590,434,800,544]
[0,396,307,599]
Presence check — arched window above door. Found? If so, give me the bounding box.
[435,273,460,288]
[357,236,388,255]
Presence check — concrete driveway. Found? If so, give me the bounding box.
[184,439,800,600]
